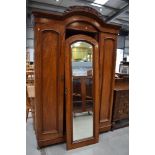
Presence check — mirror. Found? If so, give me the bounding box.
[71,41,94,142]
[65,34,99,150]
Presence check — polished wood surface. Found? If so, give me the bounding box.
[67,22,98,33]
[99,33,117,132]
[33,6,120,148]
[114,76,129,90]
[34,23,65,147]
[65,34,99,150]
[33,6,120,35]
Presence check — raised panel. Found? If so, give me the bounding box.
[35,22,65,147]
[41,30,59,133]
[100,38,114,121]
[99,33,116,131]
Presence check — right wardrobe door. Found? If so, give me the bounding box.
[99,32,117,132]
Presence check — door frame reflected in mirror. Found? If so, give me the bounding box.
[65,34,100,150]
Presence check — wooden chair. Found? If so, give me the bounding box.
[26,92,31,121]
[26,85,35,124]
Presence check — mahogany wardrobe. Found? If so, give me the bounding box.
[33,6,120,149]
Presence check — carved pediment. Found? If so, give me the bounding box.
[64,6,104,20]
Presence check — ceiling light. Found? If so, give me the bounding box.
[91,3,102,7]
[94,0,108,5]
[56,0,59,2]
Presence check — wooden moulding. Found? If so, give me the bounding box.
[33,6,120,34]
[37,137,66,148]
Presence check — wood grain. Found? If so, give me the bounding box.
[99,33,117,132]
[34,24,65,147]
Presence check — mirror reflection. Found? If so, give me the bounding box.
[71,41,94,141]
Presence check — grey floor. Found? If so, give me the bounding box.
[27,117,129,155]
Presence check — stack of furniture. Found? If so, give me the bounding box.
[26,85,35,127]
[26,51,35,124]
[26,64,34,85]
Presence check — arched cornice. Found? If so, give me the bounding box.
[33,6,120,32]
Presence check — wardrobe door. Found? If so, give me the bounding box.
[35,24,65,147]
[99,32,117,132]
[65,35,99,150]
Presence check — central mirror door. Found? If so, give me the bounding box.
[65,35,99,150]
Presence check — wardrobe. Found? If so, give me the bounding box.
[33,6,120,148]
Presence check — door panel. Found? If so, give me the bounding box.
[42,30,59,133]
[35,24,65,147]
[99,33,117,132]
[65,35,99,150]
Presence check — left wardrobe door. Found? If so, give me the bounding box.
[34,24,65,148]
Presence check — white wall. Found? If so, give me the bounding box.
[26,16,34,62]
[117,35,125,49]
[26,27,34,48]
[124,36,129,61]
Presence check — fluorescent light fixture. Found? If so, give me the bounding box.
[91,0,108,8]
[94,0,108,5]
[91,3,102,7]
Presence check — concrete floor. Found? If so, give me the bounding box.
[26,117,129,155]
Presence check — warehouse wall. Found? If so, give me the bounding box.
[26,27,34,48]
[117,35,125,49]
[26,15,34,62]
[116,35,129,73]
[124,36,129,57]
[26,15,34,48]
